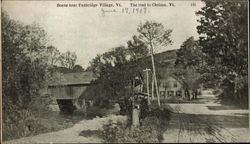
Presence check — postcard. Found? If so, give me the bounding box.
[1,0,249,143]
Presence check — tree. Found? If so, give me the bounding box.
[59,51,77,69]
[73,65,85,72]
[45,45,60,66]
[2,12,52,139]
[89,46,129,105]
[127,35,149,60]
[196,0,248,101]
[88,39,150,104]
[175,37,203,69]
[137,21,173,106]
[174,36,203,94]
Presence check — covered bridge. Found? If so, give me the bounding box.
[48,72,97,113]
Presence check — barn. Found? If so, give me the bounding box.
[48,72,97,113]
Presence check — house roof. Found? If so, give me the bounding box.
[49,71,97,86]
[159,74,184,84]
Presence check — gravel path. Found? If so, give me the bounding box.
[4,115,127,143]
[163,90,249,143]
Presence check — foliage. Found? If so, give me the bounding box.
[196,0,248,76]
[196,0,248,101]
[175,37,203,69]
[59,51,77,69]
[137,20,173,53]
[127,35,149,60]
[88,45,148,104]
[45,45,61,66]
[174,37,203,90]
[88,21,173,106]
[2,12,50,110]
[2,11,54,140]
[1,11,78,140]
[73,64,85,72]
[102,115,169,143]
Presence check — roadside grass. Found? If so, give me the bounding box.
[33,110,86,136]
[79,101,173,143]
[4,104,118,141]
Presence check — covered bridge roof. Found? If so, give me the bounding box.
[49,71,97,86]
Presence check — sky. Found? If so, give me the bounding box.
[2,0,204,68]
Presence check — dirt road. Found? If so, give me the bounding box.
[4,115,127,143]
[163,90,249,143]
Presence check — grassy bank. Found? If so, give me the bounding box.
[3,110,86,141]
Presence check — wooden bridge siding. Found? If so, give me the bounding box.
[49,85,87,99]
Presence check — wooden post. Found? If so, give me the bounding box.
[132,103,140,127]
[151,74,155,100]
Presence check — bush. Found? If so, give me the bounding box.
[148,108,172,122]
[102,115,170,143]
[3,109,40,141]
[85,107,108,119]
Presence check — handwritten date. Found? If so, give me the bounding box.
[122,8,149,14]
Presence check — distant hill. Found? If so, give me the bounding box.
[134,49,178,69]
[154,49,177,67]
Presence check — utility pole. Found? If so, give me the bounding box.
[151,74,155,100]
[149,43,161,107]
[143,68,151,105]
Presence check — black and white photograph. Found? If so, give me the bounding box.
[1,0,249,143]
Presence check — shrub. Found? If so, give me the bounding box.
[102,115,170,143]
[2,109,40,141]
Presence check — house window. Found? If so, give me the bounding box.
[160,91,166,97]
[163,82,170,88]
[168,91,174,97]
[176,91,182,97]
[174,82,178,88]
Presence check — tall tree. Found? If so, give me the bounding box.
[2,12,53,139]
[196,0,248,100]
[89,46,131,104]
[175,37,203,69]
[137,21,173,106]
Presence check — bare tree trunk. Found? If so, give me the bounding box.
[150,44,160,107]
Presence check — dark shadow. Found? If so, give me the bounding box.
[79,130,102,138]
[163,97,211,104]
[57,99,76,114]
[169,113,249,129]
[207,105,249,111]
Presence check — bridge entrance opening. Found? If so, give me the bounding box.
[56,99,76,114]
